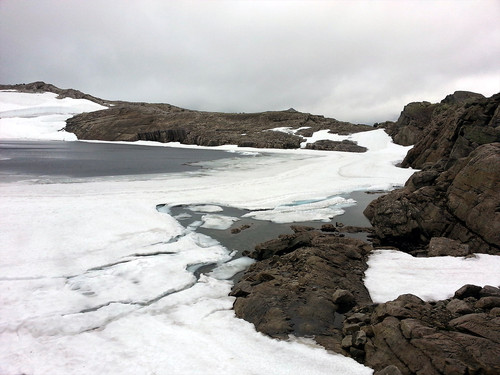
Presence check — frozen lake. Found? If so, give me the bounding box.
[3,91,499,375]
[0,140,236,181]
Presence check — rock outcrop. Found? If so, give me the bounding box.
[0,81,114,107]
[365,93,500,255]
[230,90,500,374]
[231,226,373,352]
[231,225,500,374]
[2,81,374,150]
[340,285,500,375]
[65,105,372,149]
[305,139,367,152]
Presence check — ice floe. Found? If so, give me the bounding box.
[201,214,240,229]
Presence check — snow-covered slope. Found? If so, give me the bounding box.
[0,91,107,140]
[1,91,498,375]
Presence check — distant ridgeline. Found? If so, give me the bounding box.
[1,81,372,150]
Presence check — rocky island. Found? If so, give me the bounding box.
[2,82,499,374]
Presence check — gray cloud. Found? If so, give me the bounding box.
[1,0,499,123]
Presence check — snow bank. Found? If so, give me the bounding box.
[0,91,107,140]
[0,177,372,375]
[365,250,500,303]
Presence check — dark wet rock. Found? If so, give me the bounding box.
[320,223,338,232]
[454,284,482,300]
[305,139,367,152]
[290,225,316,233]
[231,231,373,350]
[338,285,500,375]
[230,224,252,234]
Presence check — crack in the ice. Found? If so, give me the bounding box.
[128,251,177,257]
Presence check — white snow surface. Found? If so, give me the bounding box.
[365,250,500,303]
[243,196,356,223]
[0,174,373,375]
[0,91,107,140]
[2,92,498,374]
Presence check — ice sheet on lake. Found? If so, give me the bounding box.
[201,214,240,229]
[365,250,500,303]
[209,257,256,280]
[187,204,224,212]
[0,180,372,374]
[243,196,355,223]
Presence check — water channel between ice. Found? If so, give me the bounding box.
[156,190,384,284]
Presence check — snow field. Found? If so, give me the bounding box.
[2,91,499,375]
[0,91,107,140]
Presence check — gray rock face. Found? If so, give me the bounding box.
[366,92,500,255]
[365,143,500,254]
[341,285,500,375]
[384,101,437,146]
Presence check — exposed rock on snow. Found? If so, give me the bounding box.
[341,285,500,375]
[231,227,373,352]
[305,139,367,152]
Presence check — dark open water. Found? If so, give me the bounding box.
[0,140,236,181]
[1,139,381,252]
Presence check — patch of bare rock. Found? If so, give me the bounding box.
[231,225,500,374]
[231,226,373,352]
[366,92,500,255]
[344,285,500,375]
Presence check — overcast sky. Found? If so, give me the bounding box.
[1,0,499,123]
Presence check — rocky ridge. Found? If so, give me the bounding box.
[231,91,500,374]
[366,92,500,255]
[1,81,373,150]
